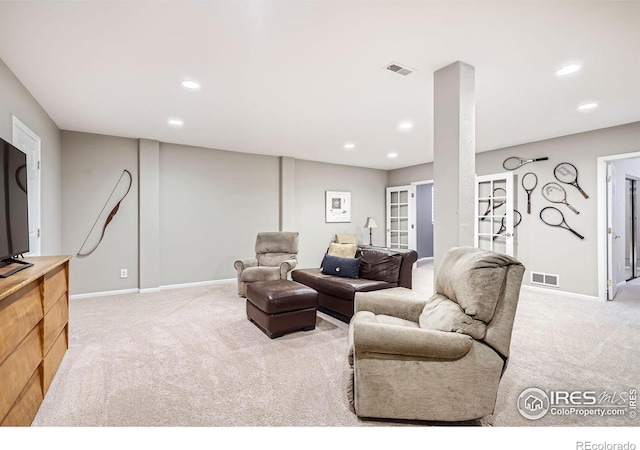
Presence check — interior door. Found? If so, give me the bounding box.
[386,185,415,250]
[607,163,618,300]
[625,178,638,281]
[475,172,515,256]
[11,115,41,256]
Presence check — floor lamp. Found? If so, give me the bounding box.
[364,217,377,246]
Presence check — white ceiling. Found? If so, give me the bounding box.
[0,1,638,170]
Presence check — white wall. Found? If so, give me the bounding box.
[0,58,62,254]
[293,160,388,270]
[159,142,280,286]
[390,122,640,297]
[60,131,389,294]
[61,131,139,295]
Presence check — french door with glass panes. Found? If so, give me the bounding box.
[386,185,415,250]
[475,173,515,256]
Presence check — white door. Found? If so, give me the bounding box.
[607,163,618,300]
[475,172,516,256]
[386,185,415,250]
[11,116,41,256]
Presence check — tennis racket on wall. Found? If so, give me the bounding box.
[521,172,537,214]
[479,187,507,221]
[541,182,580,214]
[554,162,589,199]
[502,156,549,170]
[492,210,522,241]
[539,206,584,240]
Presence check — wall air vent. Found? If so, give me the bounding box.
[386,62,415,76]
[531,271,560,288]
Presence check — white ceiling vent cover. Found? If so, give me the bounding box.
[386,62,415,76]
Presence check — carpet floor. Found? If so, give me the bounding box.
[31,263,640,428]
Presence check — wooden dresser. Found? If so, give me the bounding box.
[0,255,71,426]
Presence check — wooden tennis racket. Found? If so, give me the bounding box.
[503,156,548,170]
[554,162,589,199]
[540,206,584,240]
[479,187,507,221]
[521,172,537,214]
[492,210,522,241]
[542,182,580,214]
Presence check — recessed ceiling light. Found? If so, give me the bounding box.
[344,143,355,150]
[577,102,598,111]
[181,80,201,91]
[398,121,413,130]
[556,64,581,77]
[387,152,398,159]
[168,118,184,127]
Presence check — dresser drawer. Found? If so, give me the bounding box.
[43,295,68,355]
[43,265,67,314]
[43,328,68,394]
[1,368,43,427]
[0,325,42,422]
[0,282,43,366]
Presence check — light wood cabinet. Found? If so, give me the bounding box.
[0,256,71,426]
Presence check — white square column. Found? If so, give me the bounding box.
[433,61,476,272]
[138,139,160,291]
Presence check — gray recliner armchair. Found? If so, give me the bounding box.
[234,231,299,297]
[348,246,525,422]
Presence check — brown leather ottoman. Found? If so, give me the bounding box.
[246,280,318,338]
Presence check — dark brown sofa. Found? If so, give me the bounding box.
[291,245,418,322]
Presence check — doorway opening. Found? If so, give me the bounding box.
[410,180,434,266]
[597,152,640,301]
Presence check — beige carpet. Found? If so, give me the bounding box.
[33,281,360,427]
[31,262,640,429]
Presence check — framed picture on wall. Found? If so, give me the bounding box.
[326,191,351,223]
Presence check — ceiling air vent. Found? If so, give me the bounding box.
[386,62,415,76]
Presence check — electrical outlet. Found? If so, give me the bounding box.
[120,269,128,279]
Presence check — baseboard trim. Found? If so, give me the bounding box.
[70,288,140,300]
[522,284,600,302]
[139,287,161,294]
[159,278,235,291]
[70,278,235,299]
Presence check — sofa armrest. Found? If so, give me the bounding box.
[354,290,428,323]
[353,319,472,360]
[398,249,418,288]
[280,259,298,278]
[234,258,258,275]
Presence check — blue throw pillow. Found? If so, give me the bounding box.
[321,254,360,278]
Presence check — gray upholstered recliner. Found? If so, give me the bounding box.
[348,246,525,422]
[234,231,299,297]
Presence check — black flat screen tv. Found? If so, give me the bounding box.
[0,135,32,277]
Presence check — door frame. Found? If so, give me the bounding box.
[597,151,640,302]
[385,185,416,250]
[606,163,618,300]
[11,115,41,256]
[474,172,516,256]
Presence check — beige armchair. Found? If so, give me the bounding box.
[234,231,299,297]
[347,246,525,422]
